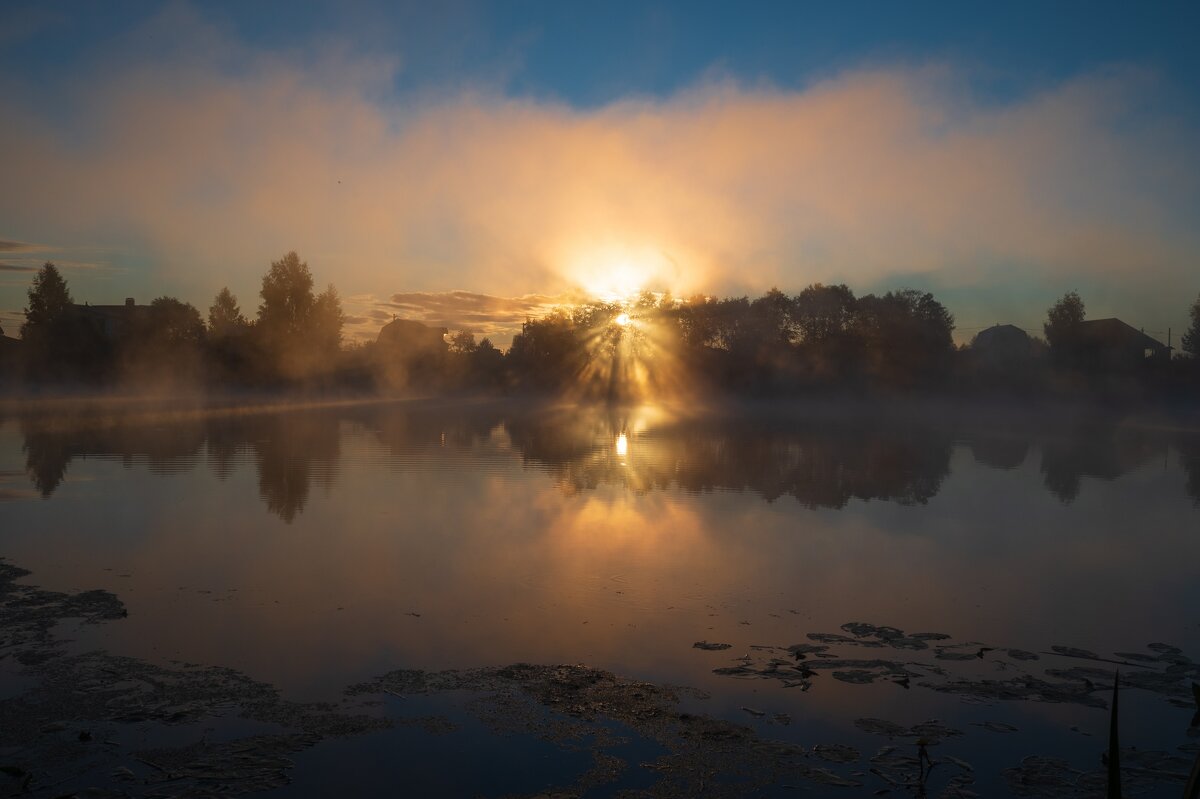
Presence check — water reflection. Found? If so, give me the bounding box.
[1182,434,1200,507]
[9,400,1200,518]
[1038,422,1169,504]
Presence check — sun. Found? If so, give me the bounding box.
[567,244,668,303]
[615,313,631,327]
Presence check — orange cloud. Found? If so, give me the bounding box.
[1,30,1197,342]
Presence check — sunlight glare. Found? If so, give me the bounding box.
[615,433,629,457]
[615,313,631,326]
[567,243,673,303]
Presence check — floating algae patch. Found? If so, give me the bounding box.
[0,558,388,797]
[692,641,733,651]
[4,560,928,797]
[345,664,901,797]
[711,621,1200,713]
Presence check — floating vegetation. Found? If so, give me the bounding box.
[4,560,1200,798]
[707,621,1200,713]
[691,641,732,651]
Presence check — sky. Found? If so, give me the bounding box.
[1,1,1198,346]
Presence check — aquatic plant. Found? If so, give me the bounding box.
[1107,671,1121,799]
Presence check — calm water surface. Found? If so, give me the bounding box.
[2,398,1198,796]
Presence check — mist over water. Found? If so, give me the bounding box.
[2,398,1198,795]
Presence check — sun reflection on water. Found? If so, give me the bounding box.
[615,432,629,458]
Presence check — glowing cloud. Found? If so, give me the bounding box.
[0,10,1197,341]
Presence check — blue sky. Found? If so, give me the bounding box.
[2,1,1198,344]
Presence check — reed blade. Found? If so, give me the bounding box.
[1108,670,1121,799]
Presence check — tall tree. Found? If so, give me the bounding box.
[258,251,315,336]
[208,287,247,337]
[449,330,478,355]
[21,262,73,341]
[1044,291,1086,352]
[852,289,955,386]
[147,297,205,346]
[794,283,856,344]
[1182,293,1200,358]
[311,284,345,354]
[255,252,344,380]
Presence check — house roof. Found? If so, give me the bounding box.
[971,324,1030,348]
[1077,318,1169,351]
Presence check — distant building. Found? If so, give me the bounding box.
[72,298,151,340]
[971,324,1036,358]
[0,333,23,378]
[377,317,448,356]
[1075,318,1170,370]
[375,317,449,389]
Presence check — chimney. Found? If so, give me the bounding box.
[125,298,135,307]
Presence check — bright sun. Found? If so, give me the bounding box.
[615,313,631,326]
[568,245,666,303]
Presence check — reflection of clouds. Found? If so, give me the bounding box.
[3,401,1199,713]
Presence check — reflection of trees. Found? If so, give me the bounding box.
[21,423,73,497]
[505,409,954,509]
[1180,434,1200,506]
[359,401,507,454]
[20,411,205,497]
[966,433,1030,471]
[1039,424,1165,503]
[251,412,340,523]
[15,405,342,523]
[15,401,1200,513]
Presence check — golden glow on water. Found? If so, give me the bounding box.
[615,432,629,457]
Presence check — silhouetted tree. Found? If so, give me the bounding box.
[793,283,859,382]
[1182,293,1200,358]
[259,252,315,336]
[507,311,585,390]
[311,284,345,354]
[471,337,505,386]
[19,262,102,379]
[207,287,248,337]
[147,297,205,346]
[449,330,478,355]
[1044,291,1085,366]
[852,289,955,387]
[256,252,344,381]
[794,283,856,344]
[21,262,72,340]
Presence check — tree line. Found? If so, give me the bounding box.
[12,252,345,388]
[4,252,1200,398]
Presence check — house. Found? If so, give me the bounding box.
[970,324,1039,365]
[0,333,23,379]
[72,298,151,340]
[1074,318,1170,370]
[374,317,449,389]
[377,317,448,357]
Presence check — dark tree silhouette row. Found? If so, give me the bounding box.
[4,254,1200,398]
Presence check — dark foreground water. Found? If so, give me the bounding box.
[1,397,1199,797]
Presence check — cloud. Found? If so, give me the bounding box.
[0,240,37,253]
[0,9,1197,339]
[342,290,580,344]
[0,262,35,272]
